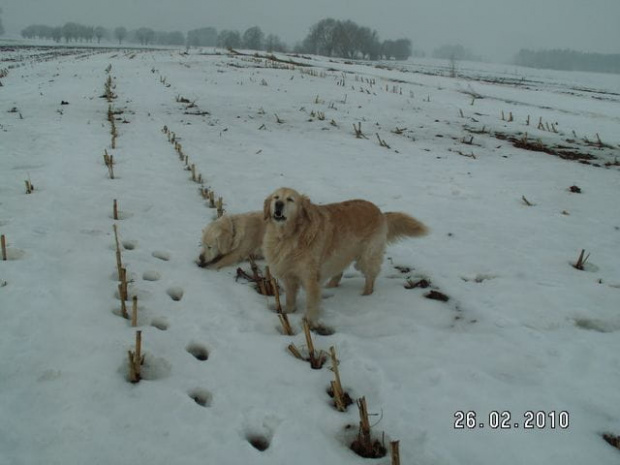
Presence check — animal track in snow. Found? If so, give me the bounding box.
[142,270,161,281]
[241,414,281,452]
[246,433,271,452]
[150,317,169,331]
[122,240,138,250]
[152,251,171,261]
[188,388,212,407]
[166,286,184,301]
[461,273,497,283]
[574,318,620,333]
[186,343,209,361]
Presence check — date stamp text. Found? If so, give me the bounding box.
[454,410,570,430]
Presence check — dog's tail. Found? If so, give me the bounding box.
[384,212,429,243]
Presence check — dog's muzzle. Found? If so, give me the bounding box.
[273,201,286,221]
[197,253,222,268]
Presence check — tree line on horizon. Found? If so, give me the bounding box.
[21,23,185,46]
[189,19,416,60]
[515,48,620,74]
[19,18,620,74]
[296,18,413,60]
[19,18,416,60]
[186,26,287,52]
[20,22,290,51]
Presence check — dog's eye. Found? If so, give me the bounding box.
[286,197,294,203]
[274,195,280,200]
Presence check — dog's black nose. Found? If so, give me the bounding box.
[275,200,284,212]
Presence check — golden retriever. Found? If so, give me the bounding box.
[262,187,428,327]
[197,211,265,270]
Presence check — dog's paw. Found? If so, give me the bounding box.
[311,323,335,336]
[302,317,333,335]
[325,273,343,288]
[204,261,224,271]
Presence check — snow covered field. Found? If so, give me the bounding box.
[1,45,619,465]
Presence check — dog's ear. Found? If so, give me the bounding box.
[298,195,319,245]
[299,195,312,221]
[216,216,234,252]
[263,195,272,220]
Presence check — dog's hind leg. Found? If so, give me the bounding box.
[325,272,343,288]
[356,240,385,296]
[361,273,377,295]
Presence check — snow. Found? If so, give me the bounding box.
[1,45,620,464]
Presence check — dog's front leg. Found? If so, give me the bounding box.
[303,275,322,327]
[207,251,242,270]
[283,276,299,313]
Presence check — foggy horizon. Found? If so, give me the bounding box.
[2,0,619,62]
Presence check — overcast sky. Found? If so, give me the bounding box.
[3,0,619,61]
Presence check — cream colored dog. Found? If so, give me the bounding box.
[197,211,265,270]
[262,187,428,327]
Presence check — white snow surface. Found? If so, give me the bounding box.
[1,46,620,465]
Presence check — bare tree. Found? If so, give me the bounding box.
[51,27,62,43]
[217,29,241,49]
[135,27,154,46]
[383,38,412,60]
[61,22,80,43]
[302,18,384,60]
[303,18,338,56]
[332,20,358,58]
[94,26,107,44]
[114,26,127,45]
[357,27,381,60]
[242,26,264,51]
[187,27,217,47]
[82,25,94,42]
[156,31,185,46]
[264,34,287,53]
